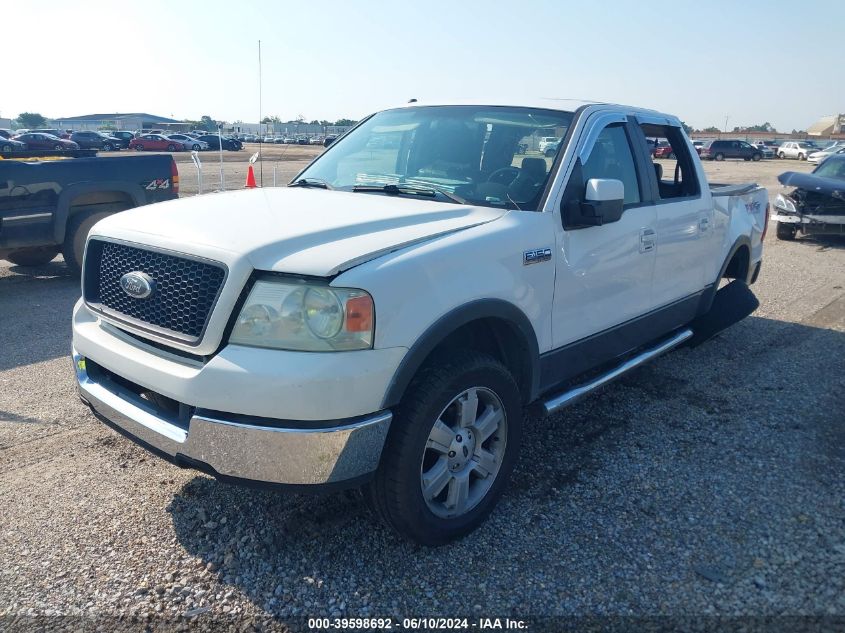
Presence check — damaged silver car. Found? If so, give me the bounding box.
[773,154,845,240]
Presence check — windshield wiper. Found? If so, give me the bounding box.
[352,183,465,204]
[289,178,333,189]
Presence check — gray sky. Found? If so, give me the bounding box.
[4,0,842,132]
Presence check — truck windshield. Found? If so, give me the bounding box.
[295,105,574,210]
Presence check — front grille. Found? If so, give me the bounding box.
[84,239,226,344]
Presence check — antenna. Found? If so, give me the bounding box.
[258,40,263,186]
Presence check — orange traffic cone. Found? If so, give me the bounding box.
[245,164,257,188]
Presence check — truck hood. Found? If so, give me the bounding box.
[93,187,506,276]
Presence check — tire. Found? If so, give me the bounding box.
[544,149,555,157]
[5,246,59,267]
[135,144,144,151]
[752,153,761,161]
[366,351,523,546]
[1,144,11,153]
[191,144,200,151]
[61,211,115,274]
[167,144,176,152]
[714,153,725,161]
[778,152,785,159]
[798,153,805,161]
[776,222,797,241]
[103,143,113,151]
[54,144,64,150]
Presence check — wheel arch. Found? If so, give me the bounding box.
[54,182,144,243]
[697,235,751,316]
[382,299,540,408]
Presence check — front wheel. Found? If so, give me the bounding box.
[103,143,113,151]
[366,351,522,545]
[135,144,144,151]
[191,144,200,151]
[798,153,805,161]
[714,153,725,161]
[54,144,64,150]
[752,153,761,161]
[776,222,797,241]
[167,144,177,152]
[778,152,785,159]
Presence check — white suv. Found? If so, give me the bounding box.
[72,100,768,544]
[777,141,820,160]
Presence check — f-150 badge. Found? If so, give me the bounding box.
[523,248,552,265]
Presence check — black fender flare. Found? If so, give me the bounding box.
[697,235,752,316]
[53,181,145,243]
[381,299,541,408]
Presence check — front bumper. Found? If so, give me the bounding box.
[73,348,392,487]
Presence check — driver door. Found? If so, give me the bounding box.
[546,116,657,386]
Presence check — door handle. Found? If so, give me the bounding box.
[639,228,656,253]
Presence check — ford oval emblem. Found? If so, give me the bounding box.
[119,271,155,299]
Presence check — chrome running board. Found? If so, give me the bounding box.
[541,328,693,415]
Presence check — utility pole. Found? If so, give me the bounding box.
[724,115,730,134]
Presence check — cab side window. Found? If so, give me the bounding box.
[635,123,700,200]
[581,124,641,207]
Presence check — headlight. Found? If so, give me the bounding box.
[774,193,797,214]
[229,279,374,351]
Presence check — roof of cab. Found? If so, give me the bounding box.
[390,98,680,124]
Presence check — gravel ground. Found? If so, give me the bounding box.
[0,160,843,630]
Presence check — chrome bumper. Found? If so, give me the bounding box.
[72,350,392,487]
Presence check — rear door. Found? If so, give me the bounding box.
[631,119,713,306]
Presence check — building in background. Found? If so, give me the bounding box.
[0,117,12,129]
[806,114,844,137]
[52,112,180,132]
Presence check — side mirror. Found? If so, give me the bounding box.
[562,178,625,229]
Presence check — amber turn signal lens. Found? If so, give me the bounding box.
[345,295,373,333]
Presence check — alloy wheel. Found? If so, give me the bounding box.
[420,386,507,519]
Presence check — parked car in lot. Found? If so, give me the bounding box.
[0,135,28,153]
[13,133,79,151]
[750,142,775,159]
[699,139,762,161]
[692,140,705,154]
[297,137,310,145]
[107,131,137,149]
[196,135,243,151]
[28,128,63,138]
[129,134,185,152]
[807,141,845,164]
[70,131,122,151]
[309,136,324,145]
[323,134,337,147]
[165,134,210,151]
[1,154,178,271]
[777,141,819,161]
[283,137,297,144]
[653,141,675,159]
[538,136,560,154]
[70,100,767,545]
[773,154,845,240]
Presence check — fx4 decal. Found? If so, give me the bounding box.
[145,179,170,191]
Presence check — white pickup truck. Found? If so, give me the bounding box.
[71,100,768,545]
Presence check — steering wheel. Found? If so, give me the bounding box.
[487,166,519,187]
